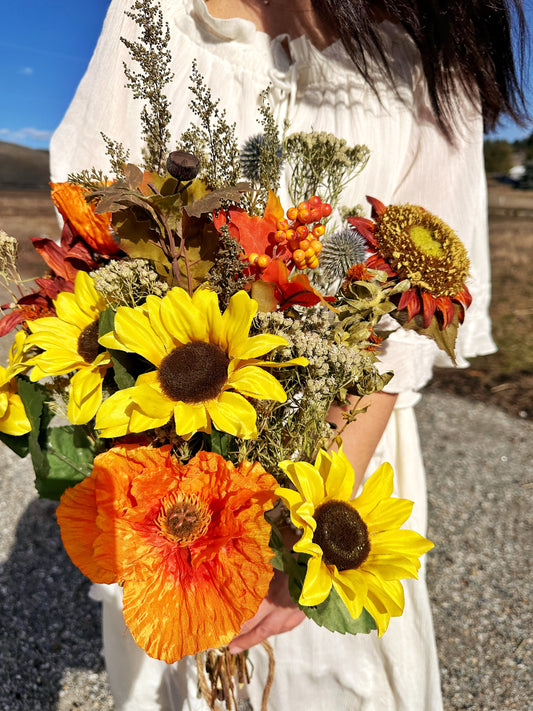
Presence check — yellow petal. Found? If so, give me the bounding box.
[221,291,256,355]
[73,271,107,318]
[0,393,31,435]
[95,389,137,437]
[363,498,414,533]
[231,334,287,360]
[332,567,368,619]
[193,288,224,345]
[253,356,308,369]
[299,555,332,606]
[54,291,91,327]
[319,447,354,500]
[130,383,175,420]
[173,400,210,437]
[352,462,394,517]
[278,460,325,507]
[205,391,257,439]
[370,529,434,558]
[363,575,404,636]
[363,555,421,581]
[160,288,207,344]
[113,306,167,365]
[67,366,104,425]
[143,295,175,353]
[228,365,287,402]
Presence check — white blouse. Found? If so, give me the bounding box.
[50,0,496,395]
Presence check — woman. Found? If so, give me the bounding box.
[50,1,527,709]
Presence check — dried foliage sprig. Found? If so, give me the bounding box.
[121,0,174,173]
[284,131,370,210]
[179,61,240,189]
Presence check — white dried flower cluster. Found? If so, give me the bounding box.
[255,309,367,401]
[0,230,19,274]
[91,258,169,307]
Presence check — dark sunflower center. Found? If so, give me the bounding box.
[158,341,230,403]
[77,320,101,364]
[313,500,370,571]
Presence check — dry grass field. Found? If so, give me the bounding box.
[1,179,532,419]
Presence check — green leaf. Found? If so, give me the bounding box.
[35,425,95,500]
[0,430,29,458]
[17,377,95,500]
[207,428,230,458]
[299,586,377,635]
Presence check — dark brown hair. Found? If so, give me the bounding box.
[312,0,529,136]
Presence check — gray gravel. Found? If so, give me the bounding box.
[0,390,531,710]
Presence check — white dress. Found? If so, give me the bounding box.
[50,1,496,709]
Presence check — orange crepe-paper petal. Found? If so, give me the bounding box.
[55,444,278,662]
[51,182,120,255]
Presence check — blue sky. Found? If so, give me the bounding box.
[1,0,532,151]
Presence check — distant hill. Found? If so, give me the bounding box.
[0,141,50,190]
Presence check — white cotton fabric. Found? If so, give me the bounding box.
[51,0,496,709]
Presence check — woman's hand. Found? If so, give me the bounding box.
[228,569,305,654]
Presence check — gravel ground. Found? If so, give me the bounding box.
[0,390,531,710]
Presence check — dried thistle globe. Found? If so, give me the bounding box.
[96,287,308,439]
[277,447,434,635]
[320,228,368,282]
[240,133,283,182]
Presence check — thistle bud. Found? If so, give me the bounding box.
[166,151,200,181]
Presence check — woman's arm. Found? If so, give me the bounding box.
[228,391,397,653]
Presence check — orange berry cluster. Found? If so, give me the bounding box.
[277,196,332,270]
[247,195,332,272]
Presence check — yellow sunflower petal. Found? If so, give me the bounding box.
[363,575,405,637]
[318,446,354,501]
[54,291,91,328]
[370,529,434,558]
[67,366,105,425]
[128,384,175,423]
[253,356,309,368]
[113,306,167,365]
[363,498,414,533]
[0,391,9,416]
[95,389,137,437]
[0,393,31,435]
[143,295,175,353]
[228,365,287,402]
[331,567,368,619]
[221,291,257,356]
[231,334,287,360]
[278,460,325,507]
[352,462,394,516]
[160,288,207,344]
[300,555,332,606]
[73,270,107,318]
[172,400,210,437]
[193,288,224,345]
[362,555,421,581]
[205,391,257,439]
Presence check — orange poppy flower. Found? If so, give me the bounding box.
[50,182,120,255]
[56,445,277,662]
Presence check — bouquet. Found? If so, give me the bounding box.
[0,2,472,707]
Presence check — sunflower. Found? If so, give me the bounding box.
[96,287,307,439]
[0,331,31,436]
[56,445,278,661]
[26,271,112,425]
[277,447,434,636]
[349,197,472,328]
